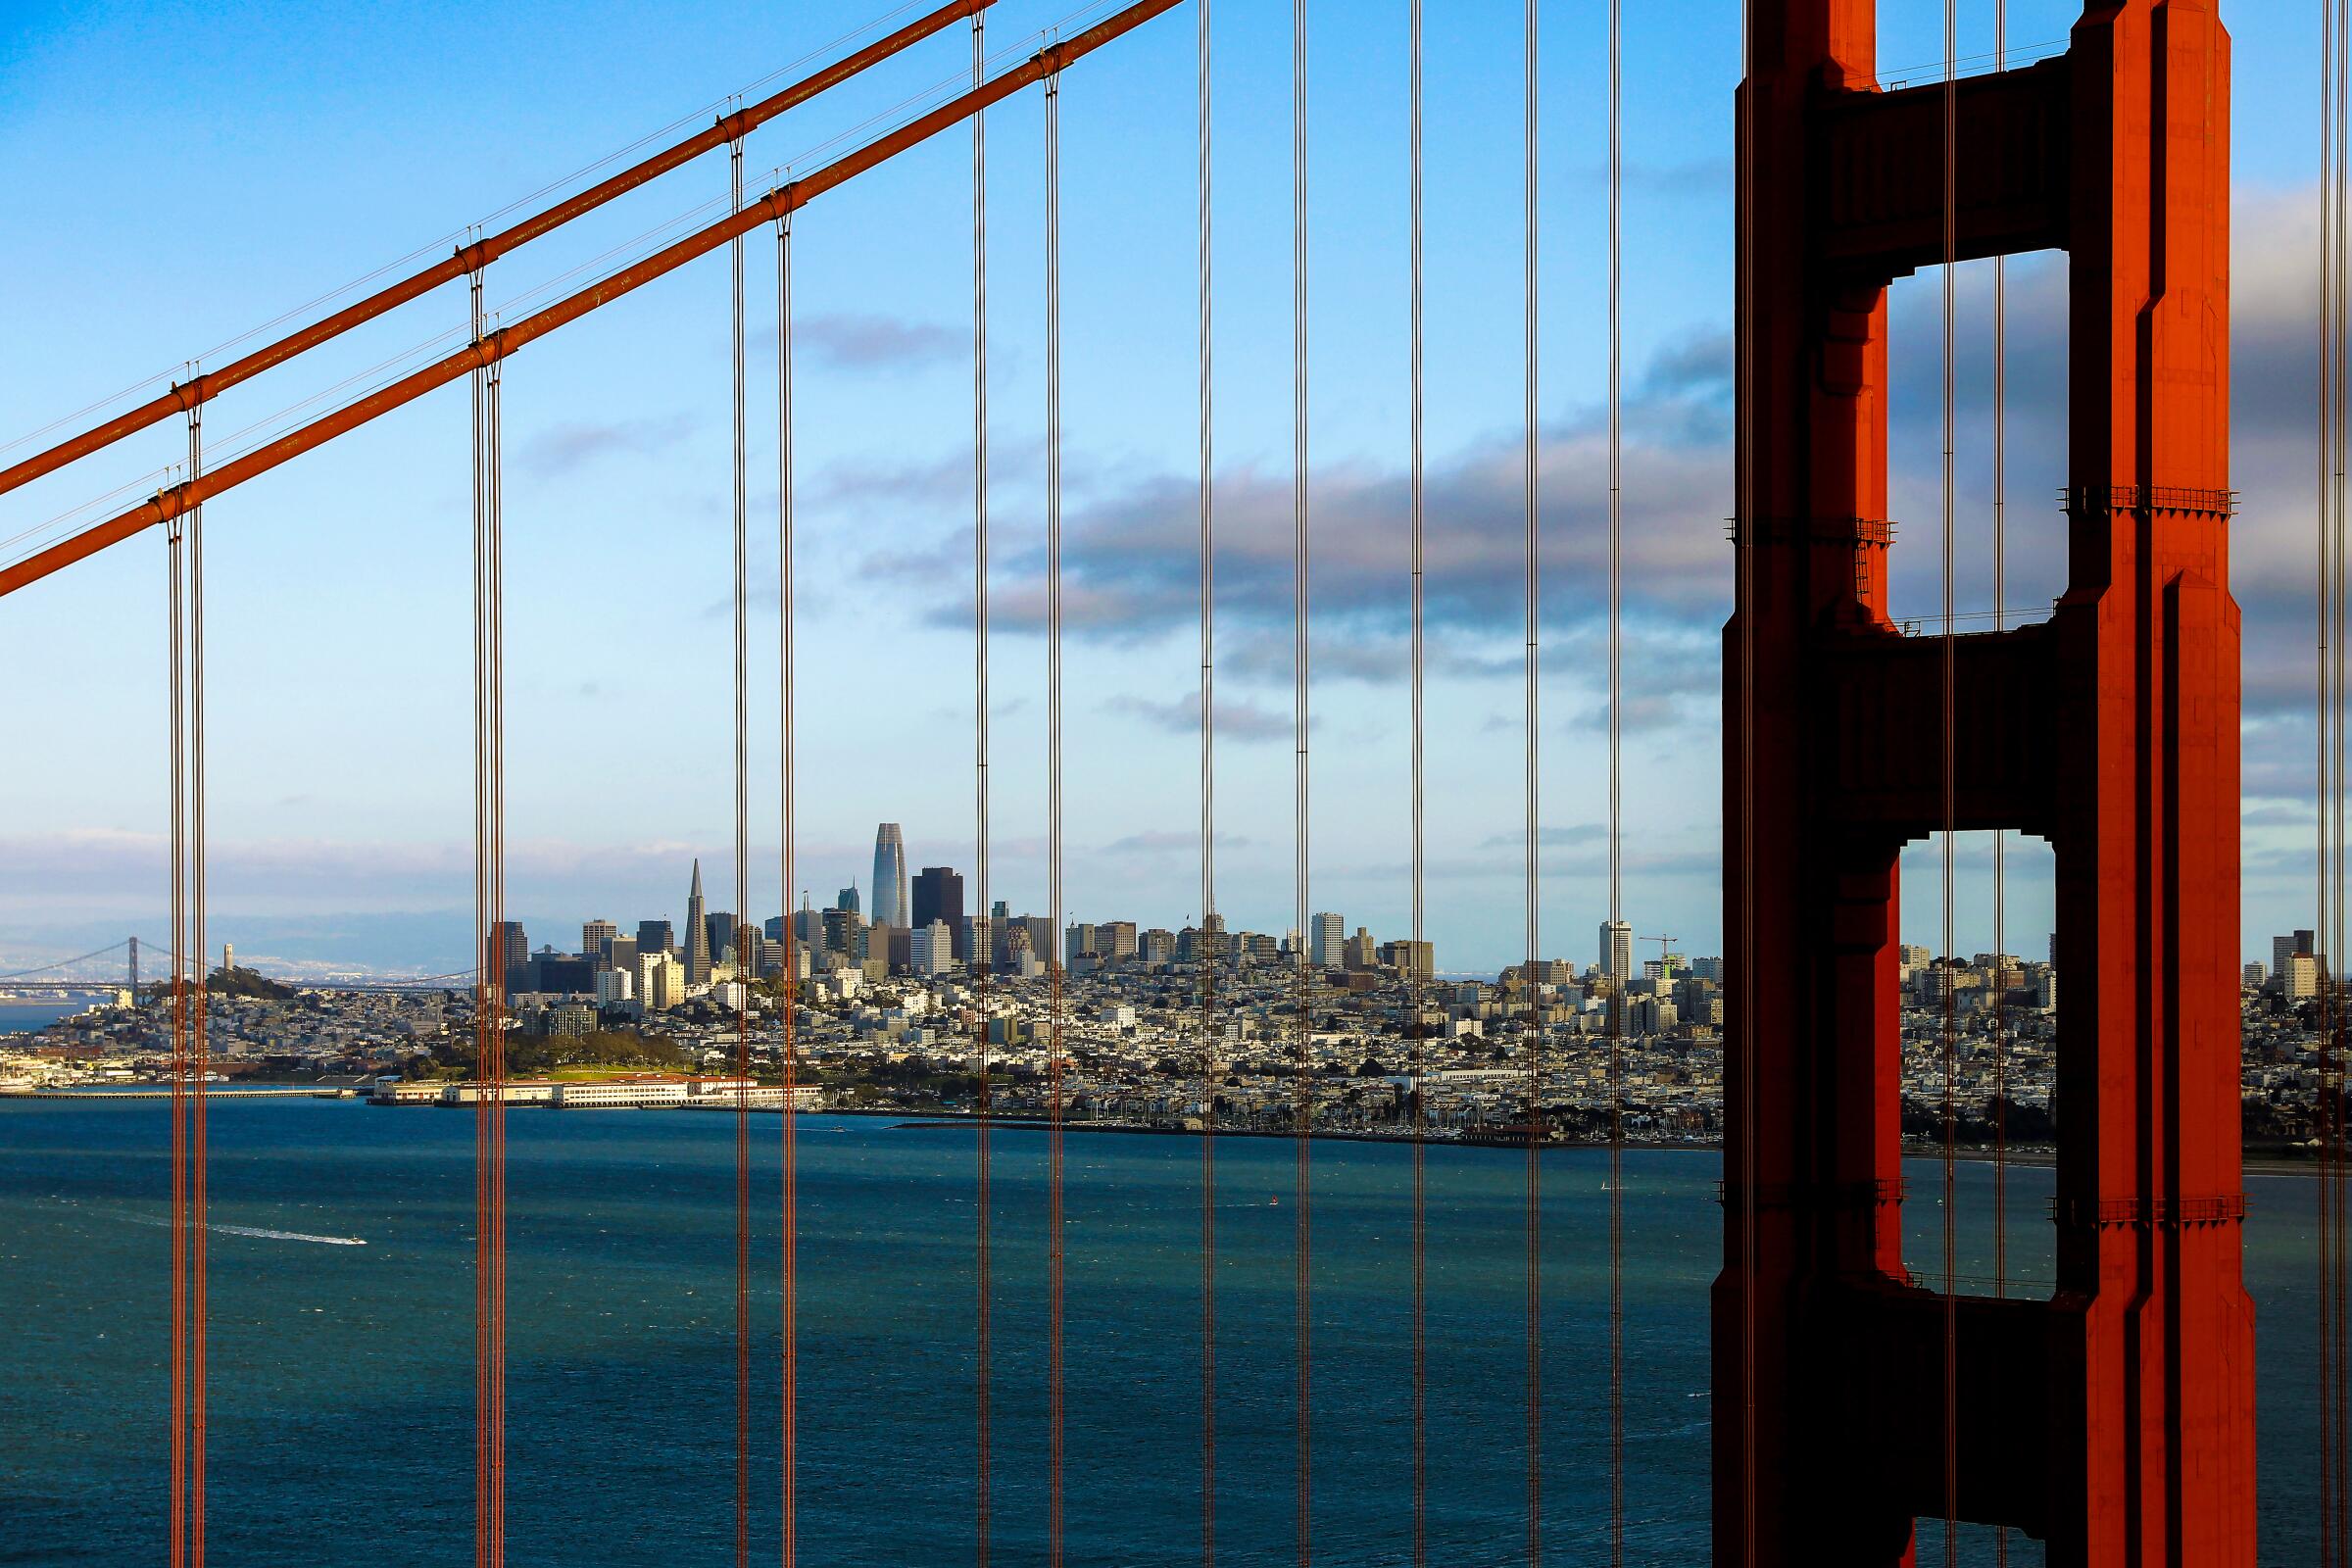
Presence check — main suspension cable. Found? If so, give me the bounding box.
[1290,5,1314,1560]
[1195,2,1219,1562]
[1406,2,1427,1562]
[970,10,995,1563]
[1044,65,1068,1568]
[775,206,802,1568]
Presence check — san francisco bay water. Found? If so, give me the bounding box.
[0,1100,2324,1564]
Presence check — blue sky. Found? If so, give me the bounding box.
[0,1,2328,975]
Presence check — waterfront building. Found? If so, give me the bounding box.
[555,1077,691,1109]
[871,824,908,930]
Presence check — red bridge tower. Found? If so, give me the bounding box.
[1718,2,2252,1563]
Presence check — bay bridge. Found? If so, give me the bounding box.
[0,0,2316,1563]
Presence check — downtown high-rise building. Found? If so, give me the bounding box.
[2275,930,2316,981]
[1308,911,1346,969]
[606,935,640,978]
[870,824,908,931]
[911,866,965,957]
[637,919,674,958]
[492,920,529,995]
[685,859,710,984]
[581,919,617,963]
[1599,919,1635,984]
[706,910,736,968]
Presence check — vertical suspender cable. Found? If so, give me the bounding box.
[1044,66,1068,1568]
[1990,8,2010,1567]
[470,268,491,1568]
[2327,1,2347,1549]
[1195,3,1219,1562]
[165,435,189,1568]
[1406,2,1427,1562]
[1290,5,1314,1561]
[2321,0,2335,1533]
[1521,1,1544,1558]
[1938,1,1960,1560]
[1734,3,1759,1560]
[186,401,209,1568]
[970,14,994,1566]
[2335,1,2352,1533]
[1605,0,1625,1558]
[728,133,753,1568]
[776,206,801,1568]
[470,264,509,1568]
[491,295,510,1568]
[2324,2,2338,1548]
[162,390,210,1568]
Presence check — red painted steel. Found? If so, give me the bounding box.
[0,0,1181,603]
[0,0,993,503]
[1719,2,2252,1562]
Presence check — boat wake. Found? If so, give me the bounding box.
[214,1223,367,1247]
[92,1206,367,1247]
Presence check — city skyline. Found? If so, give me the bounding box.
[3,4,2330,975]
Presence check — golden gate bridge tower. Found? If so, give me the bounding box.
[1720,1,2251,1563]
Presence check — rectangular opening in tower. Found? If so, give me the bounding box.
[1882,256,2071,639]
[1895,828,2057,1300]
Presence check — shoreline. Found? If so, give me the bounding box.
[13,1092,2326,1176]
